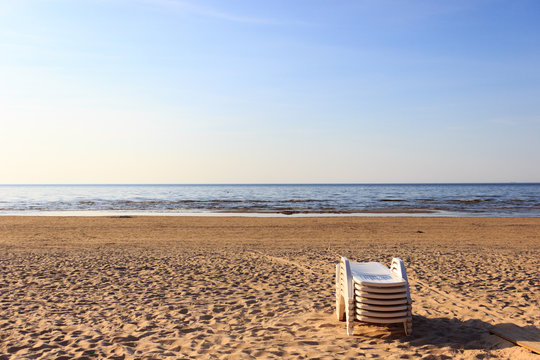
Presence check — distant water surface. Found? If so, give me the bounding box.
[0,184,539,216]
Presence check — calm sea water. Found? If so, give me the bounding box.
[0,184,539,217]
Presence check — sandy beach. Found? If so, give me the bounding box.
[0,216,539,359]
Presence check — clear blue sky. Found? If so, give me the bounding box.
[1,0,539,183]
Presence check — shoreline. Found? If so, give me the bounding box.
[1,216,539,359]
[1,210,538,217]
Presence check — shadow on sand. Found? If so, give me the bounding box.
[355,315,540,355]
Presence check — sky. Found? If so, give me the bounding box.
[1,0,539,184]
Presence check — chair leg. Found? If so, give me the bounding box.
[336,264,346,321]
[346,314,354,336]
[404,320,412,335]
[336,294,345,321]
[346,299,355,336]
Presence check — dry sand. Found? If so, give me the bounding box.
[0,216,539,359]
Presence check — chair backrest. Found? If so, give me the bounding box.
[390,257,411,301]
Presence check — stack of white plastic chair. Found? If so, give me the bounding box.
[336,256,412,336]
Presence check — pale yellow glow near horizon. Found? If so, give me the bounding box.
[2,93,538,184]
[1,102,533,184]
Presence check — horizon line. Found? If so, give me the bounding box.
[1,182,539,186]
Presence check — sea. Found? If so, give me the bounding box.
[0,183,539,217]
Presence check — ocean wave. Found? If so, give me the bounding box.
[77,199,327,205]
[448,199,494,203]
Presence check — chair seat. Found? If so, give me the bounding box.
[355,290,408,299]
[350,262,407,286]
[356,303,409,312]
[355,284,408,293]
[356,308,409,318]
[356,315,411,324]
[357,297,411,306]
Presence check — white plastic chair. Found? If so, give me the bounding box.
[336,256,412,336]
